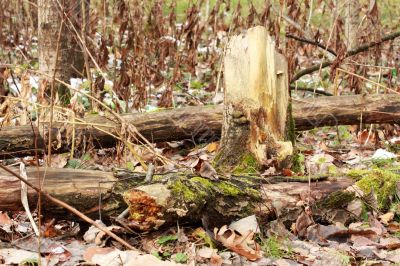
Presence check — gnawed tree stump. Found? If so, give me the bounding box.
[0,167,353,231]
[1,94,399,157]
[215,26,293,172]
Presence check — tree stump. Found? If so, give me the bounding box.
[215,26,293,172]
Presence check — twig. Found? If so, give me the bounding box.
[47,19,64,166]
[289,85,333,96]
[285,33,337,56]
[0,163,137,251]
[290,31,400,83]
[144,163,155,183]
[20,163,39,236]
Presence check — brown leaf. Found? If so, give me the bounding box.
[198,161,218,180]
[295,207,315,238]
[282,168,294,176]
[0,212,11,226]
[210,252,223,266]
[206,142,219,153]
[214,225,262,261]
[379,212,394,225]
[83,247,115,262]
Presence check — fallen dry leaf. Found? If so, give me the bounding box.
[295,207,315,238]
[83,247,115,262]
[210,252,223,266]
[198,161,218,180]
[214,225,262,261]
[0,212,11,225]
[206,142,219,153]
[379,212,394,225]
[282,168,294,176]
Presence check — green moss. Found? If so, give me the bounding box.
[152,174,167,182]
[171,180,197,202]
[286,101,296,146]
[356,169,400,209]
[191,176,213,189]
[328,165,338,175]
[216,182,241,197]
[372,158,396,167]
[233,153,259,174]
[243,187,261,199]
[347,169,369,180]
[316,191,355,209]
[292,151,305,173]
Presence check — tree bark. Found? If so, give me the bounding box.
[0,167,353,231]
[38,0,87,102]
[344,0,360,51]
[214,26,292,171]
[0,167,115,213]
[0,94,399,157]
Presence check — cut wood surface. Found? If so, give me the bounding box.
[0,94,399,157]
[0,167,354,231]
[215,26,292,170]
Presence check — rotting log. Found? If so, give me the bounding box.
[0,94,399,157]
[0,167,354,231]
[214,26,293,171]
[0,167,115,212]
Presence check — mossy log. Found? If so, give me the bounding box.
[0,167,353,231]
[215,26,292,171]
[1,94,399,157]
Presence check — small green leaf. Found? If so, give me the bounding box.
[151,251,162,260]
[67,159,81,169]
[156,234,178,245]
[162,251,171,257]
[82,153,91,161]
[174,252,188,263]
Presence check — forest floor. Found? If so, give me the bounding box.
[0,1,400,265]
[1,86,400,265]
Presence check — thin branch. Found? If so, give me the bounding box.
[48,19,64,165]
[290,85,333,96]
[286,33,337,56]
[0,163,137,251]
[290,31,400,83]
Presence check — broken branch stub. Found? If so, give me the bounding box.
[215,26,293,172]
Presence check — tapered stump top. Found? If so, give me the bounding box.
[215,26,293,173]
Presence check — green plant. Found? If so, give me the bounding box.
[356,169,400,209]
[67,153,91,169]
[156,234,178,245]
[328,250,351,265]
[292,152,305,173]
[174,252,188,263]
[20,258,38,266]
[260,235,289,259]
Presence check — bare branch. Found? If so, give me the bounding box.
[286,33,337,56]
[290,31,400,83]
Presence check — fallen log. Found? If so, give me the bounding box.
[0,167,354,230]
[0,94,399,157]
[0,167,115,212]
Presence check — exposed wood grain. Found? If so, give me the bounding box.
[0,167,115,212]
[0,166,354,231]
[0,94,399,157]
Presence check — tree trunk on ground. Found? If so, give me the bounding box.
[38,0,87,103]
[215,26,293,172]
[0,167,354,231]
[0,94,399,157]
